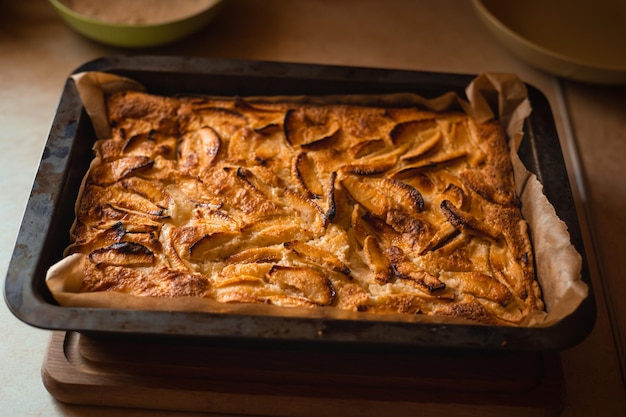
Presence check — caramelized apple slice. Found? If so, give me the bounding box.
[265,295,320,308]
[446,119,472,148]
[284,108,340,148]
[419,222,461,254]
[120,231,162,254]
[93,204,161,233]
[363,236,392,284]
[213,275,265,288]
[284,240,350,275]
[225,246,284,264]
[169,225,211,252]
[188,231,241,261]
[460,170,517,205]
[120,177,171,209]
[65,221,126,255]
[242,216,313,246]
[233,97,285,132]
[380,178,424,214]
[341,175,388,218]
[160,224,190,271]
[324,171,337,221]
[390,150,467,178]
[348,138,388,159]
[192,208,239,231]
[177,126,221,175]
[342,152,398,175]
[88,242,155,267]
[220,262,274,281]
[169,222,239,260]
[227,127,275,164]
[283,190,327,232]
[445,272,512,306]
[170,177,222,211]
[120,131,156,156]
[386,246,446,293]
[440,200,501,241]
[393,261,446,293]
[389,118,437,146]
[293,152,324,199]
[236,165,282,195]
[107,185,168,219]
[400,130,442,161]
[267,265,336,305]
[351,184,430,245]
[205,167,280,219]
[89,156,154,185]
[350,204,375,246]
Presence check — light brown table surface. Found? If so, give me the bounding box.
[1,1,625,416]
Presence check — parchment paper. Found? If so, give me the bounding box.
[46,71,588,327]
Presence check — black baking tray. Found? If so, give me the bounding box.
[4,56,595,351]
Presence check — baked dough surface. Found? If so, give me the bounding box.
[65,90,544,325]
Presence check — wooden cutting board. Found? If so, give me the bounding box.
[42,331,564,416]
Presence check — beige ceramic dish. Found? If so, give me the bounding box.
[473,0,626,84]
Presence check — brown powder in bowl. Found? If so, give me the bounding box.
[60,0,218,25]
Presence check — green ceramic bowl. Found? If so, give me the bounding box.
[473,0,626,84]
[49,0,223,48]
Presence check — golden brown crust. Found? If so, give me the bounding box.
[65,91,544,326]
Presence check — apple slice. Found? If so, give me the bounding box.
[283,189,327,232]
[233,97,285,132]
[380,178,424,214]
[393,260,446,294]
[94,204,161,233]
[284,108,340,148]
[363,235,392,284]
[177,126,221,175]
[267,265,336,305]
[444,272,512,306]
[390,150,467,179]
[171,177,222,210]
[386,246,446,294]
[239,217,313,253]
[88,241,155,267]
[342,152,398,175]
[324,171,337,221]
[89,156,154,185]
[225,246,284,264]
[292,151,324,199]
[284,240,350,275]
[400,130,442,161]
[348,138,388,159]
[107,185,168,219]
[205,166,280,220]
[188,230,241,261]
[440,200,501,241]
[120,176,171,210]
[389,118,437,146]
[340,175,388,218]
[350,204,376,247]
[213,275,265,288]
[419,222,461,254]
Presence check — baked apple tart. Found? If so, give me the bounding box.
[64,90,544,325]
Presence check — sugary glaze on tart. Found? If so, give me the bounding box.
[65,90,544,326]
